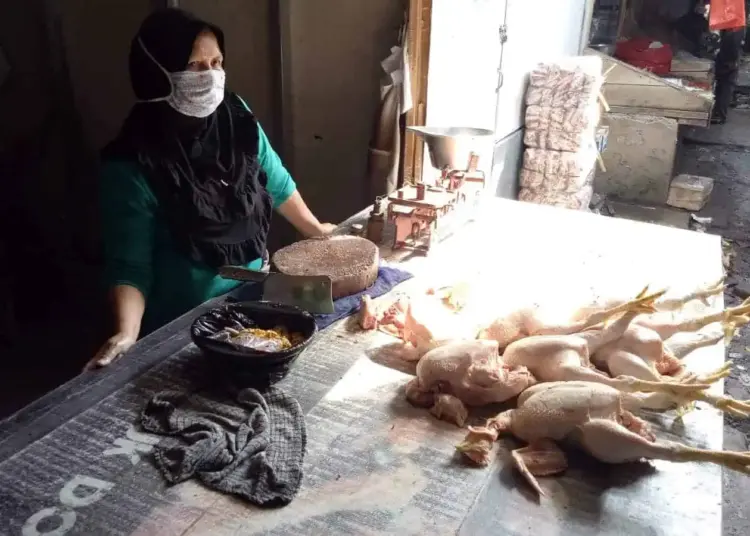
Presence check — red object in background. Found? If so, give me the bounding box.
[709,0,746,31]
[615,38,673,75]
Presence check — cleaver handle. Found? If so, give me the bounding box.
[218,266,269,283]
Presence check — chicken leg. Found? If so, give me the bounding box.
[578,418,750,473]
[651,277,726,311]
[502,289,713,401]
[634,297,750,341]
[533,286,662,337]
[478,286,664,349]
[457,381,750,497]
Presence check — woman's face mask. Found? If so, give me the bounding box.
[137,36,225,118]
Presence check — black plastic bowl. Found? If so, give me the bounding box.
[191,301,318,385]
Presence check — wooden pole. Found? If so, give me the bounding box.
[401,0,432,186]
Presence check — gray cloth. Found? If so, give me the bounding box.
[141,386,306,507]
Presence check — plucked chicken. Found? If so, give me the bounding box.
[499,289,750,416]
[404,339,537,427]
[404,290,734,426]
[456,381,750,496]
[359,287,477,358]
[499,290,708,394]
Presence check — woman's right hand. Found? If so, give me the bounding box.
[84,332,137,371]
[86,285,146,371]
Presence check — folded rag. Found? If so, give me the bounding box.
[230,265,413,330]
[141,386,306,507]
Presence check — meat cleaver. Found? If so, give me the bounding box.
[219,266,335,314]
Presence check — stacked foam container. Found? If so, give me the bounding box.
[517,57,604,211]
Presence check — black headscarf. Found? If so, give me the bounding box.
[104,8,273,269]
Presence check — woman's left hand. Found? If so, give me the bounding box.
[315,223,338,236]
[277,191,338,238]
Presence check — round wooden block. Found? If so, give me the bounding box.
[272,236,380,299]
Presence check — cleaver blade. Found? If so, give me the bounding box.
[219,266,335,314]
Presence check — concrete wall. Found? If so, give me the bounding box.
[59,0,402,226]
[60,0,277,151]
[0,0,53,148]
[594,113,679,204]
[281,0,404,223]
[4,0,401,254]
[59,0,152,150]
[181,0,277,144]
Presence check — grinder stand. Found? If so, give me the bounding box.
[386,152,486,254]
[386,185,455,253]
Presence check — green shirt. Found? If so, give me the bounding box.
[100,115,296,334]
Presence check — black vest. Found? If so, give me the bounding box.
[105,93,273,269]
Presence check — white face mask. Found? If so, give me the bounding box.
[137,37,226,118]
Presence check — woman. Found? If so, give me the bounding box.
[88,8,335,369]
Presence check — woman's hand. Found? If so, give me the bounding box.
[315,222,338,236]
[85,284,145,371]
[85,332,137,370]
[277,191,338,238]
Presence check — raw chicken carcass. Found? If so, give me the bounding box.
[583,289,750,389]
[404,290,731,427]
[402,292,480,359]
[456,381,750,496]
[590,310,750,418]
[359,285,475,357]
[405,340,537,426]
[358,294,409,338]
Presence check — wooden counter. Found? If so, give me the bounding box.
[0,198,725,535]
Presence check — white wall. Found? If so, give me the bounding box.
[422,0,502,181]
[494,0,591,141]
[424,0,592,197]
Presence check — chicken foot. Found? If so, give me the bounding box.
[635,297,750,341]
[675,367,750,418]
[533,286,665,337]
[653,277,726,311]
[622,365,750,419]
